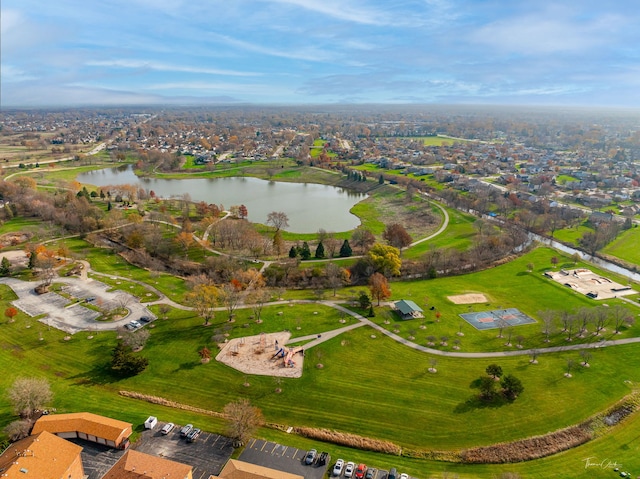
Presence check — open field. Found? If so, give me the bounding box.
[603,226,640,267]
[4,164,640,478]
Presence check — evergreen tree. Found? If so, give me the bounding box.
[288,246,298,258]
[315,241,325,259]
[0,257,11,276]
[339,239,352,257]
[107,201,112,211]
[300,241,311,260]
[27,251,37,269]
[111,342,149,377]
[378,174,384,185]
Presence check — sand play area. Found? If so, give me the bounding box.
[215,332,305,378]
[545,268,636,300]
[448,293,489,304]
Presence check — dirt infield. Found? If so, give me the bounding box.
[215,332,304,378]
[448,293,488,304]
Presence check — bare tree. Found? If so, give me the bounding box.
[538,309,555,342]
[592,305,608,335]
[4,419,33,441]
[266,211,289,231]
[122,329,150,351]
[580,350,592,367]
[325,262,349,296]
[611,305,633,334]
[245,289,271,322]
[8,377,53,421]
[220,282,243,321]
[223,398,265,446]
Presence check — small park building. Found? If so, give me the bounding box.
[394,299,424,320]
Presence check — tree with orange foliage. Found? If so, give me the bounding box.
[369,272,391,306]
[174,231,194,258]
[5,307,18,323]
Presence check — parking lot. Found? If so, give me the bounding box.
[239,439,329,479]
[0,276,155,334]
[69,438,125,479]
[134,423,234,479]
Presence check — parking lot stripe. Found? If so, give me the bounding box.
[259,440,267,452]
[270,443,278,454]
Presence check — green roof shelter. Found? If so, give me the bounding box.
[394,299,424,320]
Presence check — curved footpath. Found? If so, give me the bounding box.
[8,265,637,358]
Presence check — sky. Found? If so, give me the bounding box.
[2,0,640,107]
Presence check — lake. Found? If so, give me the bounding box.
[77,166,366,233]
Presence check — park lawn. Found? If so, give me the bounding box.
[402,206,476,259]
[2,281,640,476]
[0,217,44,236]
[57,238,191,303]
[2,305,639,455]
[603,226,640,266]
[552,224,592,246]
[381,246,640,352]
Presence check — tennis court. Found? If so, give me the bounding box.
[459,308,536,330]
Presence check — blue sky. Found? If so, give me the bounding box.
[2,0,640,107]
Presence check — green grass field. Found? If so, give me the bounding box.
[603,226,640,267]
[4,163,640,478]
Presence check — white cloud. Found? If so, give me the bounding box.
[257,0,393,26]
[0,64,37,82]
[209,33,335,62]
[86,59,261,77]
[471,7,626,55]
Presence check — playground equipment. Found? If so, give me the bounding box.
[271,346,303,367]
[283,347,303,368]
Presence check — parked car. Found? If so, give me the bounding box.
[399,474,409,479]
[304,449,317,465]
[387,468,397,479]
[332,459,345,476]
[317,452,330,466]
[344,462,355,478]
[355,464,367,479]
[365,468,377,479]
[160,422,175,435]
[128,320,141,329]
[179,424,193,437]
[186,427,201,442]
[139,316,152,323]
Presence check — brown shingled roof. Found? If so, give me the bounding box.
[102,449,193,479]
[218,459,303,479]
[0,431,83,479]
[31,412,132,444]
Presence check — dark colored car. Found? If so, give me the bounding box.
[365,468,377,479]
[186,427,201,442]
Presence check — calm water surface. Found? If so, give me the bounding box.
[77,166,366,233]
